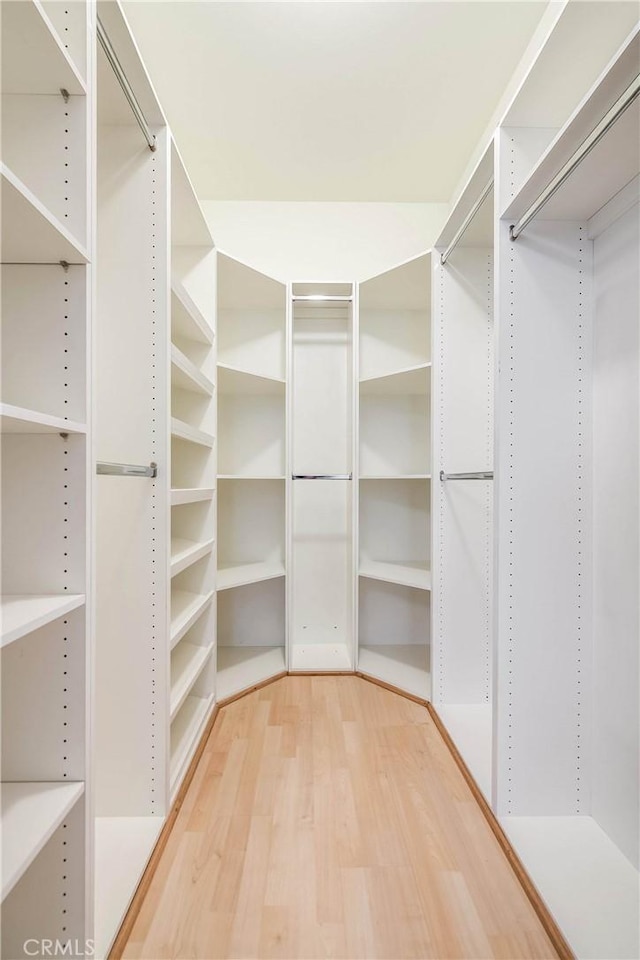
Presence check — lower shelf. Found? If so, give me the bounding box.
[289,643,352,672]
[1,781,85,900]
[1,593,85,648]
[357,645,430,700]
[170,693,215,799]
[500,815,640,960]
[94,815,164,960]
[217,645,286,701]
[435,703,492,800]
[217,560,285,591]
[359,559,431,591]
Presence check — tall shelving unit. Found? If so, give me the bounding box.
[169,141,217,800]
[216,254,287,699]
[1,0,92,954]
[431,147,495,800]
[356,256,432,699]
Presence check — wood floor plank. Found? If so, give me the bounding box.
[119,676,559,960]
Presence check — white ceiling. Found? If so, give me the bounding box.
[123,1,548,202]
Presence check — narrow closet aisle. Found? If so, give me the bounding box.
[118,676,558,960]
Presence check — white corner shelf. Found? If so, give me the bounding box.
[1,781,85,901]
[217,560,286,592]
[94,815,164,960]
[217,363,286,395]
[1,0,87,96]
[170,589,214,650]
[170,694,214,798]
[359,362,432,395]
[171,280,214,346]
[435,703,493,801]
[0,404,86,435]
[171,344,214,396]
[216,646,287,702]
[1,594,85,649]
[357,645,430,700]
[170,642,213,721]
[170,537,215,578]
[170,417,214,448]
[171,487,215,506]
[1,164,89,265]
[359,559,431,591]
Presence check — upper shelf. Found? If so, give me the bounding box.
[1,594,85,649]
[0,404,86,435]
[1,0,86,96]
[218,363,285,396]
[360,363,431,396]
[171,344,214,397]
[1,165,89,265]
[172,282,214,346]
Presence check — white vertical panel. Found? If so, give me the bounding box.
[592,203,639,868]
[495,219,592,816]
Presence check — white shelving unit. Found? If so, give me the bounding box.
[216,254,287,698]
[356,255,432,698]
[1,0,92,954]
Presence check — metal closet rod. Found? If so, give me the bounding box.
[292,295,353,302]
[510,72,640,240]
[97,461,157,478]
[97,16,156,153]
[440,179,494,265]
[440,470,493,481]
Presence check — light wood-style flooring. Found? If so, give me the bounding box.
[121,676,558,959]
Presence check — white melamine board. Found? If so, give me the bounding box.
[170,589,214,650]
[218,479,285,568]
[0,0,86,94]
[0,594,84,648]
[289,644,352,672]
[360,363,430,394]
[218,252,285,310]
[170,642,213,720]
[2,94,87,248]
[217,561,285,592]
[358,645,430,701]
[436,704,493,801]
[592,204,639,868]
[359,561,430,592]
[359,311,430,380]
[218,309,286,381]
[218,578,285,649]
[172,285,213,346]
[171,437,213,490]
[216,646,286,702]
[359,253,431,309]
[359,578,430,648]
[1,163,88,264]
[1,265,86,422]
[170,694,214,796]
[218,393,285,477]
[171,344,213,396]
[1,781,84,901]
[94,816,164,960]
[359,478,430,570]
[0,404,85,435]
[291,481,353,652]
[172,247,216,338]
[171,417,214,448]
[39,0,87,83]
[218,363,285,393]
[171,487,214,505]
[171,142,213,248]
[495,220,592,816]
[432,249,493,706]
[360,394,430,477]
[170,537,214,578]
[500,816,640,960]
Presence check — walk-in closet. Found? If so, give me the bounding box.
[1,1,638,958]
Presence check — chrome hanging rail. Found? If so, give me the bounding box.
[440,470,493,481]
[510,72,640,240]
[97,17,156,153]
[440,179,494,265]
[97,461,157,478]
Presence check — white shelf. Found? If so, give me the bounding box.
[171,417,214,448]
[171,487,214,506]
[171,280,214,345]
[500,816,640,960]
[1,781,85,901]
[170,694,214,797]
[360,474,431,480]
[216,646,286,702]
[218,363,286,395]
[1,164,89,265]
[94,815,164,960]
[289,644,352,672]
[217,560,286,591]
[359,362,432,394]
[218,475,286,481]
[0,403,86,435]
[170,537,214,578]
[435,703,493,801]
[358,645,430,700]
[170,589,214,650]
[1,594,85,648]
[171,344,214,396]
[1,0,86,96]
[170,642,213,720]
[359,559,431,591]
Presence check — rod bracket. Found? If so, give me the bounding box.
[60,260,70,272]
[60,88,70,103]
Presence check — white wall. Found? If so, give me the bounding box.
[203,202,447,282]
